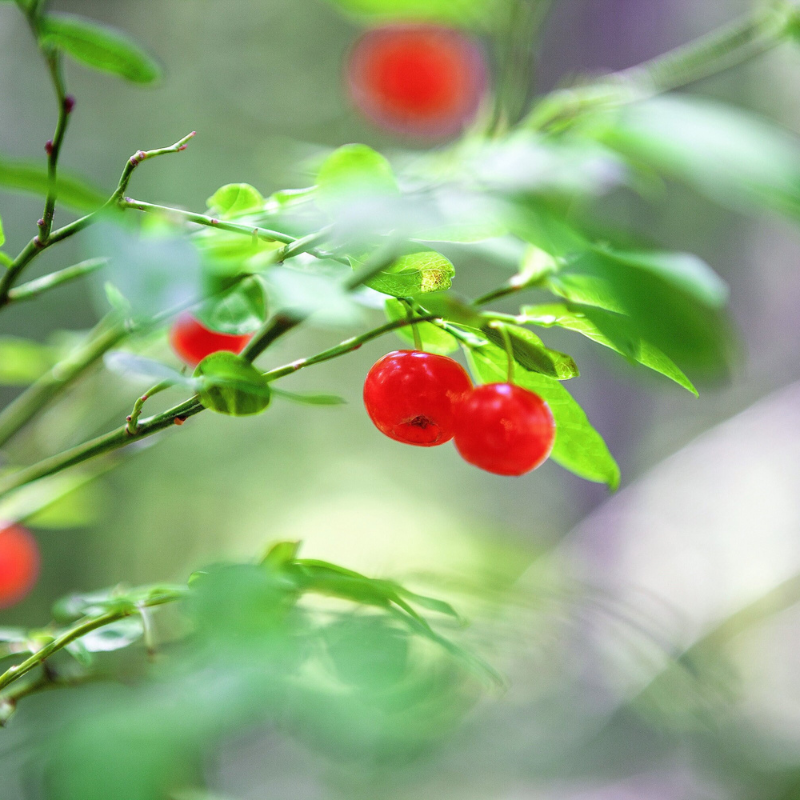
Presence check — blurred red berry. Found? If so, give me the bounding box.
[453,383,555,476]
[347,24,487,138]
[364,350,473,446]
[0,524,40,608]
[169,313,252,367]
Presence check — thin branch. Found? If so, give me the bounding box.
[7,257,108,303]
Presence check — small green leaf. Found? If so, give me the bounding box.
[271,388,346,405]
[260,540,301,568]
[482,323,579,380]
[0,215,5,248]
[360,249,455,296]
[0,337,57,385]
[469,344,620,489]
[521,303,698,395]
[384,298,458,355]
[195,277,266,335]
[321,0,502,28]
[206,183,265,219]
[39,13,161,83]
[0,157,105,211]
[317,144,398,211]
[194,352,272,416]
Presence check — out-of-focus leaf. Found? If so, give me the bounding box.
[469,344,620,489]
[0,471,102,528]
[104,351,191,385]
[360,249,455,297]
[521,303,698,395]
[205,184,265,218]
[194,352,272,416]
[384,297,458,354]
[0,337,57,385]
[317,143,398,212]
[0,157,105,211]
[0,627,28,643]
[590,95,800,219]
[413,292,484,327]
[260,540,301,568]
[482,323,579,380]
[40,13,161,83]
[195,277,266,335]
[271,388,346,405]
[321,0,503,29]
[0,214,4,248]
[80,618,143,653]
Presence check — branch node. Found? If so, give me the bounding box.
[63,95,75,114]
[44,139,53,156]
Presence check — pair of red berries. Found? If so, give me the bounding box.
[363,351,556,476]
[0,524,39,608]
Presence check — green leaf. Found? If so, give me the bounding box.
[413,292,484,327]
[469,344,620,489]
[591,95,800,220]
[271,388,346,405]
[195,277,266,335]
[0,214,5,248]
[0,157,105,211]
[39,13,161,84]
[360,249,455,297]
[321,0,502,28]
[317,144,398,211]
[561,247,735,376]
[0,471,101,529]
[194,352,272,416]
[206,183,265,219]
[384,298,458,355]
[0,337,57,385]
[482,323,579,380]
[520,303,698,395]
[260,540,301,568]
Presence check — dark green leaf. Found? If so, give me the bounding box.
[482,323,579,380]
[0,157,105,211]
[469,344,620,489]
[194,352,272,416]
[40,13,161,84]
[384,298,458,355]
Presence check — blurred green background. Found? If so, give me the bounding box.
[3,1,800,798]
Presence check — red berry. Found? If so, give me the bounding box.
[169,313,252,367]
[347,24,487,138]
[453,383,555,476]
[0,525,40,608]
[364,350,472,446]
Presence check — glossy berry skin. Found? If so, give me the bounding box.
[169,313,251,367]
[346,24,487,138]
[364,350,472,446]
[0,525,40,608]
[453,383,555,476]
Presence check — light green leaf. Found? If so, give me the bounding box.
[40,13,162,84]
[521,303,698,395]
[384,298,458,355]
[317,144,398,211]
[0,157,105,211]
[592,95,800,219]
[482,323,579,380]
[360,249,455,297]
[195,277,266,335]
[194,352,272,416]
[0,337,57,385]
[0,214,4,248]
[469,344,620,489]
[270,388,346,405]
[206,184,265,219]
[321,0,502,28]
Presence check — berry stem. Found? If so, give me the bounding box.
[401,298,424,351]
[491,321,515,383]
[126,380,172,436]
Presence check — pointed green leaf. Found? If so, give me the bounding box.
[206,183,265,219]
[482,323,579,380]
[40,13,162,84]
[0,157,105,211]
[359,249,455,297]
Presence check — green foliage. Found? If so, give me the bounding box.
[39,13,161,84]
[361,249,456,296]
[320,0,502,28]
[0,336,57,385]
[316,143,399,210]
[195,277,266,335]
[384,297,459,354]
[469,344,620,489]
[205,183,265,218]
[0,156,105,210]
[194,352,272,416]
[482,323,580,380]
